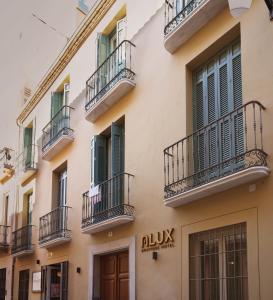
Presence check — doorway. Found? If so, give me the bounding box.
[0,269,6,300]
[99,250,129,300]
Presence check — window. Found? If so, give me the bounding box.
[2,194,9,226]
[41,262,69,300]
[23,192,33,226]
[192,41,243,178]
[58,169,68,207]
[23,122,33,169]
[91,121,124,188]
[90,121,125,216]
[189,223,248,300]
[51,83,70,118]
[52,164,68,209]
[18,269,30,300]
[96,14,127,90]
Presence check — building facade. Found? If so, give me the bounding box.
[1,0,273,299]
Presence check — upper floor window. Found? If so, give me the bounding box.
[51,82,70,118]
[91,120,124,188]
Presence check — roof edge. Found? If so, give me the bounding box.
[17,0,116,125]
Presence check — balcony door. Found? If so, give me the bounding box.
[50,84,70,140]
[192,41,243,181]
[91,122,124,217]
[96,17,127,93]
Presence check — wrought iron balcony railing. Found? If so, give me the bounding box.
[82,173,134,228]
[0,225,9,248]
[165,0,205,36]
[85,40,136,112]
[164,101,267,199]
[39,206,71,245]
[11,225,33,255]
[42,106,74,152]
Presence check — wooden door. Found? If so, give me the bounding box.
[0,269,6,300]
[100,251,129,300]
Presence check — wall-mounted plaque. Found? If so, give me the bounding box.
[32,271,41,292]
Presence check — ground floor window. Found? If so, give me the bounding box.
[0,268,6,300]
[41,261,68,300]
[189,222,248,300]
[18,269,29,300]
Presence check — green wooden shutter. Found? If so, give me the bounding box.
[193,70,206,174]
[111,123,124,207]
[97,33,109,84]
[93,135,107,186]
[24,127,33,168]
[97,34,110,92]
[231,43,243,160]
[111,123,124,177]
[193,41,242,176]
[51,92,63,118]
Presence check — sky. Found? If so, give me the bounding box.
[0,0,84,151]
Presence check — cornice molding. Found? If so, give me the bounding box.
[17,0,116,125]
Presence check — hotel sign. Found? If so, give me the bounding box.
[141,228,175,252]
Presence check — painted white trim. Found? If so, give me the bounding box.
[88,236,136,300]
[165,166,270,207]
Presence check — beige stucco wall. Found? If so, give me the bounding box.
[2,0,273,299]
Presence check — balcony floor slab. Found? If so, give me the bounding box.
[39,236,71,249]
[164,0,228,53]
[82,215,134,234]
[85,78,135,123]
[164,166,270,207]
[42,133,74,161]
[12,249,34,258]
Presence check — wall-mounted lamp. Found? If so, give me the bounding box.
[152,251,158,261]
[76,267,81,274]
[228,0,252,17]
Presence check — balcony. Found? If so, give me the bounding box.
[39,206,71,248]
[85,40,136,123]
[17,144,38,184]
[0,148,14,184]
[0,225,9,250]
[11,225,34,257]
[82,173,134,234]
[42,106,74,161]
[164,101,269,207]
[164,0,227,53]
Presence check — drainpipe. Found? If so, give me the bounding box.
[11,257,15,300]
